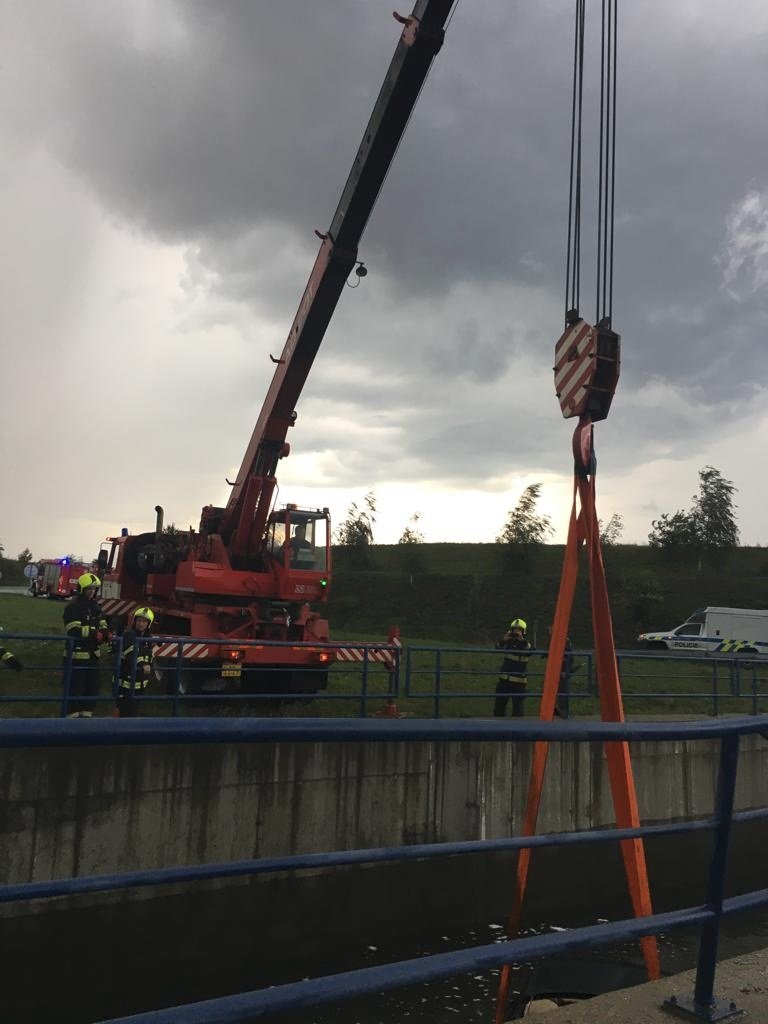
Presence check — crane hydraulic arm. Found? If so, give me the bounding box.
[218,0,454,562]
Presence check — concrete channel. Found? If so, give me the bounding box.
[1,729,768,1021]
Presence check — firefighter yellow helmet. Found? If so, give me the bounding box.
[133,606,155,625]
[509,618,527,631]
[78,572,101,591]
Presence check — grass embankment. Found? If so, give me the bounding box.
[328,543,768,650]
[2,593,766,719]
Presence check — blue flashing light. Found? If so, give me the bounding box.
[61,558,69,566]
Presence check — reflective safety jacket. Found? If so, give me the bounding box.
[63,597,108,661]
[496,635,533,679]
[119,630,155,691]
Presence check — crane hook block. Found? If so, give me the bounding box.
[554,317,620,422]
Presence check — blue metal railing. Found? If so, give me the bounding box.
[404,645,767,717]
[1,716,768,1022]
[2,632,768,718]
[0,632,400,717]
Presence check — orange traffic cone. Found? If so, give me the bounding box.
[374,699,402,718]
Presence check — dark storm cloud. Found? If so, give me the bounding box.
[20,0,764,403]
[7,0,768,486]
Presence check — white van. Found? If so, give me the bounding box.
[638,607,768,656]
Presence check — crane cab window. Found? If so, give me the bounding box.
[288,522,316,569]
[268,515,328,571]
[268,522,287,559]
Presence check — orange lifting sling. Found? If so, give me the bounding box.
[494,414,660,1024]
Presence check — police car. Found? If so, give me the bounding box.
[638,607,768,657]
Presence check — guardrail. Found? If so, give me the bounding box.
[1,716,767,1023]
[2,632,767,718]
[0,632,400,718]
[405,645,768,718]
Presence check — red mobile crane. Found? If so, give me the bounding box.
[98,0,453,694]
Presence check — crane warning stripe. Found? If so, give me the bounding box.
[335,637,402,669]
[555,340,593,392]
[153,642,210,660]
[554,320,591,364]
[554,320,596,419]
[335,648,393,664]
[102,599,137,617]
[559,364,596,416]
[149,641,400,665]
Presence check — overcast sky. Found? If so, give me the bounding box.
[2,0,767,562]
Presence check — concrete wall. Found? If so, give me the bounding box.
[3,735,768,1022]
[2,734,768,887]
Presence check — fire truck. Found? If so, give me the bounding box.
[34,559,91,599]
[97,1,451,695]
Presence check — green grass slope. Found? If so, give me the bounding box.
[328,544,768,648]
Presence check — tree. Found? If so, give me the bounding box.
[599,513,624,546]
[648,510,698,549]
[398,512,424,546]
[648,466,738,566]
[16,548,33,565]
[335,491,377,568]
[692,466,739,551]
[397,512,426,573]
[496,483,554,571]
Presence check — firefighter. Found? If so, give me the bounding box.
[63,572,110,718]
[494,617,533,718]
[115,606,155,718]
[0,647,23,672]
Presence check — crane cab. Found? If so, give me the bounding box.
[266,505,331,586]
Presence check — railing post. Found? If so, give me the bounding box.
[61,638,73,718]
[434,649,441,719]
[111,635,124,714]
[663,733,743,1021]
[750,664,758,717]
[360,648,369,718]
[712,661,719,718]
[389,642,400,705]
[562,648,572,719]
[711,661,718,717]
[173,644,184,716]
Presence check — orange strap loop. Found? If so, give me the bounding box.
[494,442,659,1024]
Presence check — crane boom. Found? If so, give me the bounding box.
[220,0,452,555]
[101,0,456,696]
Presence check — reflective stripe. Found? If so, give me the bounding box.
[122,645,134,658]
[1,651,13,662]
[73,652,93,661]
[65,622,82,633]
[119,680,149,691]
